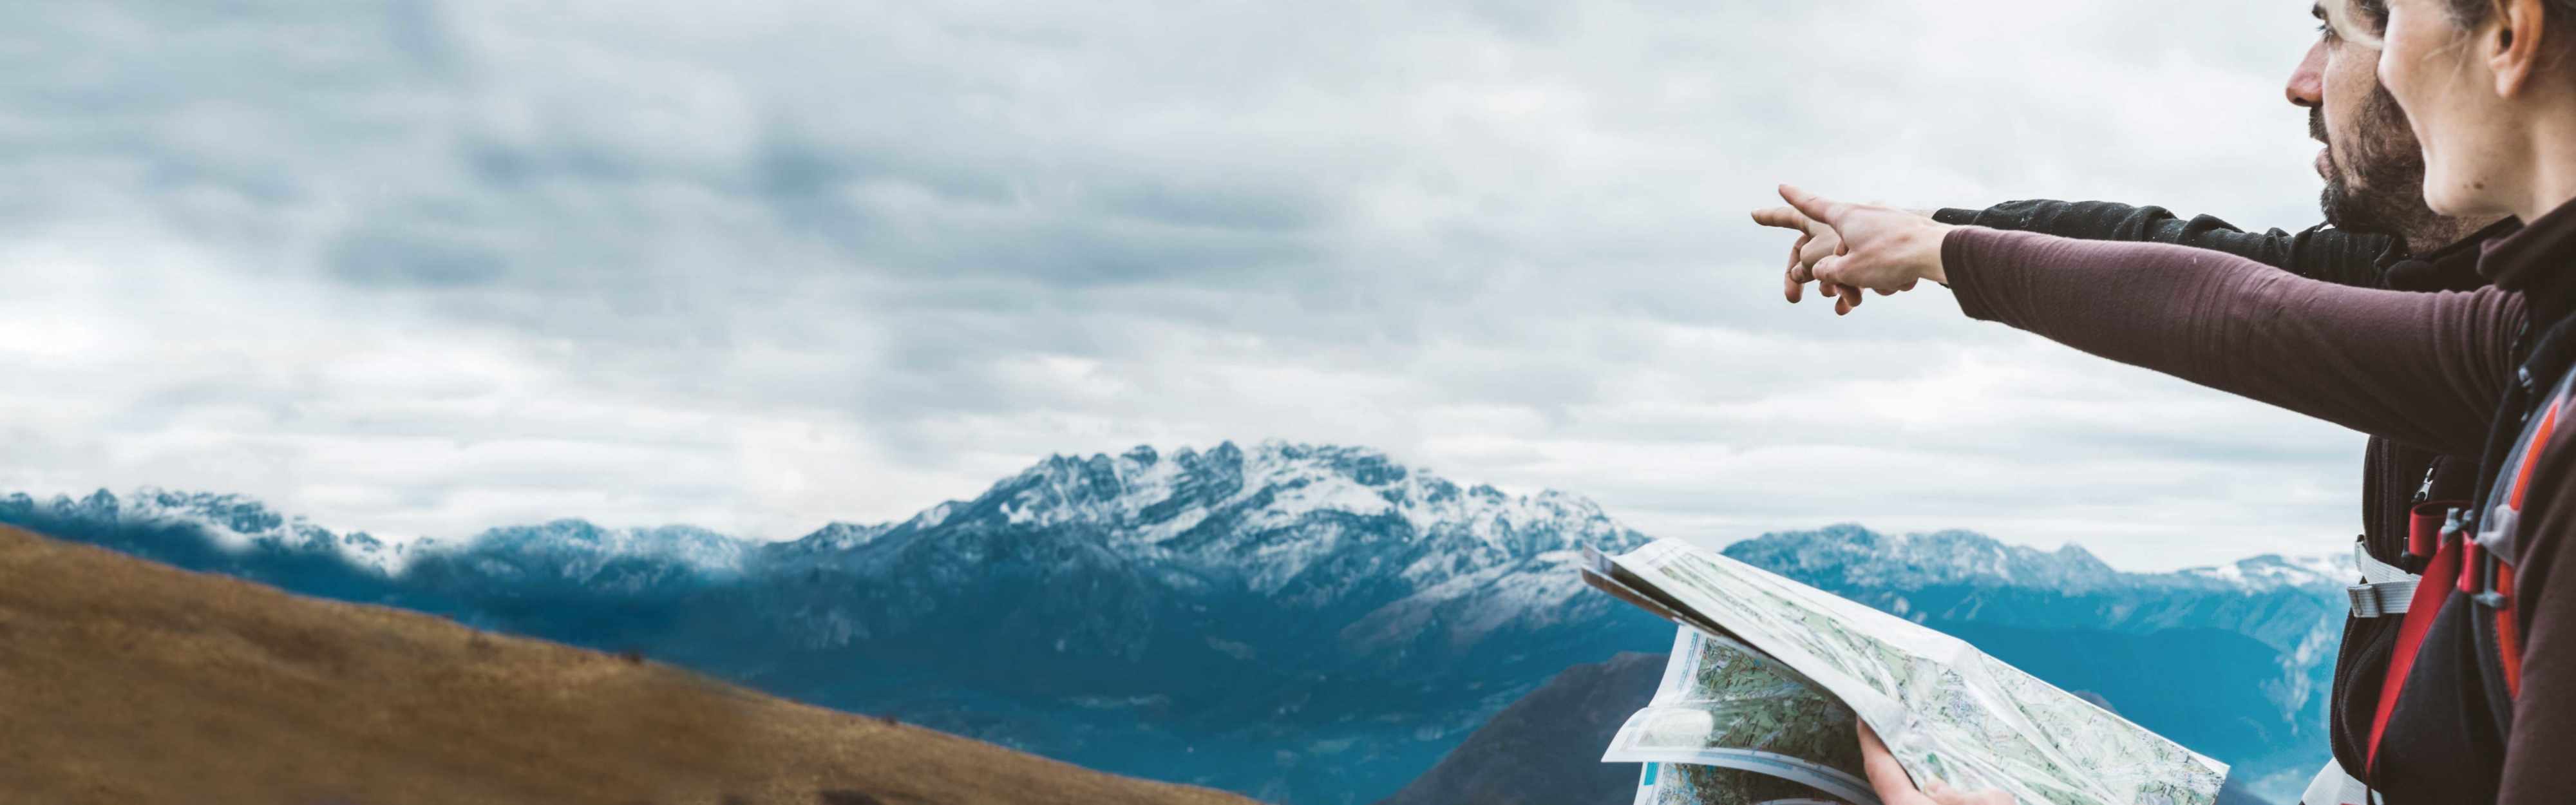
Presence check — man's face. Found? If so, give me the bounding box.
[2296,1,2438,236]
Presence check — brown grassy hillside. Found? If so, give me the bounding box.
[0,524,1259,805]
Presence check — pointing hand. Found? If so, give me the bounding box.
[1750,185,1958,314]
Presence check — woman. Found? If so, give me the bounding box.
[1766,0,2576,802]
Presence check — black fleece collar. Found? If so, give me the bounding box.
[2383,218,2524,292]
[2483,198,2576,326]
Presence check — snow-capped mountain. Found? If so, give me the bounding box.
[1,488,431,574]
[1722,525,2128,591]
[0,488,782,580]
[976,443,1629,565]
[1723,522,2354,594]
[457,520,757,580]
[2181,552,2356,591]
[757,442,1645,658]
[0,441,1658,805]
[1727,524,2349,665]
[0,443,2357,805]
[768,520,891,553]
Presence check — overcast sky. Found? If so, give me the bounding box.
[2,1,2362,570]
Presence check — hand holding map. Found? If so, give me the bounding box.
[1859,721,2014,805]
[1584,539,2228,805]
[1604,625,1877,804]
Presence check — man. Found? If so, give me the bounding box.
[1756,3,2509,802]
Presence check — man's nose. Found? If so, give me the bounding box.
[2286,40,2326,108]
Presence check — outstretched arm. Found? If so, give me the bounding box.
[1929,200,2394,289]
[1944,227,2514,457]
[1756,185,2519,457]
[1759,200,2396,308]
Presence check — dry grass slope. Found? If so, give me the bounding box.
[0,525,1258,805]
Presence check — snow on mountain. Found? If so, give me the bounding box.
[455,520,757,580]
[967,440,1639,579]
[1722,524,2126,592]
[860,440,1652,645]
[761,521,893,563]
[0,442,1645,652]
[981,442,1616,545]
[1,488,433,574]
[10,457,2356,609]
[0,488,783,579]
[1,455,2372,805]
[2179,552,2356,591]
[1725,522,2351,596]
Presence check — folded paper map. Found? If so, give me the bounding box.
[1608,625,1875,804]
[1584,539,2228,805]
[1630,758,1850,805]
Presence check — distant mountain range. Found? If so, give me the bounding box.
[0,440,2351,804]
[0,524,1258,805]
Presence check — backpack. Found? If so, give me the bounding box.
[2353,317,2576,802]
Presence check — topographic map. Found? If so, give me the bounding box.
[1629,760,1848,805]
[1604,627,1876,804]
[1586,539,2228,805]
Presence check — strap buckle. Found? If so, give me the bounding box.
[2349,580,2418,618]
[2350,539,2421,618]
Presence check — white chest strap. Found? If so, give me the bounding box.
[2301,758,2382,805]
[2347,540,2420,619]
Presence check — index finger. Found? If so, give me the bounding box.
[1750,205,1817,233]
[1777,184,1851,228]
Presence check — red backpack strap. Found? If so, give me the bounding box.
[2367,535,2463,773]
[2447,368,2571,743]
[2479,378,2566,703]
[2493,564,2522,699]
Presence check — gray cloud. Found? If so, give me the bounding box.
[0,0,2364,569]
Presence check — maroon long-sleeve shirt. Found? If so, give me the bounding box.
[1940,198,2576,804]
[1945,231,2521,457]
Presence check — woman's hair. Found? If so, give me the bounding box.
[2439,0,2576,59]
[2441,0,2576,24]
[2340,0,2576,64]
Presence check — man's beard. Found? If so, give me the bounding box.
[2313,82,2437,240]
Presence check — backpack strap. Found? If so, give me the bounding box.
[2460,368,2568,730]
[2404,344,2576,767]
[2348,539,2420,618]
[2302,757,2378,805]
[2365,533,2464,773]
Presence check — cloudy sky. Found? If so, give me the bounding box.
[3,0,2359,570]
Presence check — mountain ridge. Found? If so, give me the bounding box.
[10,446,2345,591]
[1,440,1661,805]
[0,442,2357,805]
[0,523,1258,805]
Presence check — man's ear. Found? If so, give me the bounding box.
[2490,0,2548,97]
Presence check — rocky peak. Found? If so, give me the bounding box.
[460,520,753,576]
[797,521,894,549]
[1725,524,2125,592]
[1725,524,2351,596]
[2180,553,2354,590]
